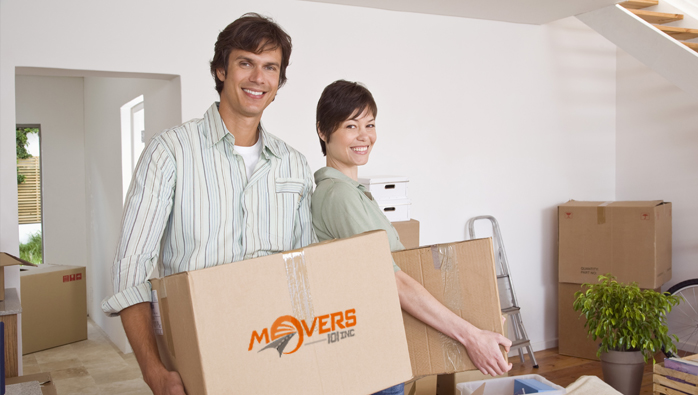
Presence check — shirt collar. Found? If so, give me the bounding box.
[204,102,282,159]
[314,167,363,189]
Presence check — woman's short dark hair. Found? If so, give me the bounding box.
[210,13,292,94]
[316,80,377,156]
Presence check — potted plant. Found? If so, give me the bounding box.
[573,274,681,395]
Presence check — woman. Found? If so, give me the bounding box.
[311,80,512,395]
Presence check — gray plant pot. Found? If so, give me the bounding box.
[599,349,645,395]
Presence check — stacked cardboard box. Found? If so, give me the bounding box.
[20,264,87,354]
[359,176,411,222]
[557,200,672,359]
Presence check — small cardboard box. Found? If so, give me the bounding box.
[393,219,420,249]
[150,231,412,395]
[558,281,660,360]
[393,238,506,377]
[20,264,87,354]
[558,200,672,289]
[6,372,57,395]
[0,253,36,300]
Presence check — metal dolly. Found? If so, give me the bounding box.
[466,215,538,368]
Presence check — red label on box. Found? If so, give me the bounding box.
[565,212,573,219]
[641,213,650,220]
[63,273,83,283]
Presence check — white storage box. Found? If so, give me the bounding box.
[359,175,409,201]
[457,374,566,395]
[378,198,411,222]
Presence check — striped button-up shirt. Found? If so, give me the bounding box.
[101,103,316,315]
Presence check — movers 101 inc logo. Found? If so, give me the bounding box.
[248,309,357,357]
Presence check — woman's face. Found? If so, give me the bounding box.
[323,109,377,173]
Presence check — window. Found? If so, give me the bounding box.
[120,95,145,203]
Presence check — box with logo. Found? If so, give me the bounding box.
[358,175,409,201]
[558,200,672,289]
[20,264,87,354]
[150,231,412,395]
[392,238,506,377]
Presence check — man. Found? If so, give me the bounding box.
[101,13,314,395]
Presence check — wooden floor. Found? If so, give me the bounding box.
[508,348,664,395]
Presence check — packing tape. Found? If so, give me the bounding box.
[597,201,612,225]
[431,245,467,371]
[282,251,314,322]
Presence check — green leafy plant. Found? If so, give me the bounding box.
[19,231,43,264]
[16,127,39,185]
[573,274,681,362]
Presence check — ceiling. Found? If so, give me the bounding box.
[303,0,621,25]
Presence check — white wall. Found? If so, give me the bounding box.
[1,0,618,352]
[84,76,181,353]
[15,75,87,271]
[616,48,698,290]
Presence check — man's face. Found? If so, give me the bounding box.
[216,47,282,120]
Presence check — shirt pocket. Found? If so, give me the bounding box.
[272,178,306,250]
[275,178,306,196]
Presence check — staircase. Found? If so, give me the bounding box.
[577,0,698,99]
[621,0,698,52]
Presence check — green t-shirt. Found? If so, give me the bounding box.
[312,167,402,272]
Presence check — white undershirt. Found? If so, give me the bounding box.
[235,137,263,181]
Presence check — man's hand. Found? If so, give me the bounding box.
[459,327,512,376]
[144,368,186,395]
[120,302,187,395]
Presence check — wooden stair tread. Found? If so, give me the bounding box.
[654,24,698,39]
[619,0,659,9]
[628,9,684,24]
[682,41,698,52]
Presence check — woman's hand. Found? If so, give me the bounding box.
[395,270,512,376]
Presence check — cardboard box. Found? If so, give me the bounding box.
[0,253,36,300]
[558,200,672,289]
[20,264,87,354]
[150,231,412,395]
[393,238,506,377]
[558,281,660,360]
[393,219,420,249]
[6,372,57,395]
[557,282,600,360]
[457,374,565,395]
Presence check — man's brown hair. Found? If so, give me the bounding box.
[210,13,292,94]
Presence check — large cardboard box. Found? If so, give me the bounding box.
[20,264,87,354]
[558,200,672,289]
[150,231,412,395]
[557,282,600,360]
[0,253,36,300]
[393,238,506,377]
